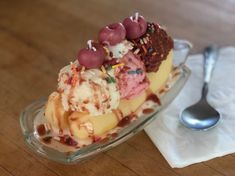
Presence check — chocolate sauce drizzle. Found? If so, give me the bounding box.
[142,108,154,114]
[59,135,78,146]
[146,93,161,105]
[37,124,46,136]
[117,113,137,127]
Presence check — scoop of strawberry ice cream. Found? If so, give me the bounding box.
[115,52,149,99]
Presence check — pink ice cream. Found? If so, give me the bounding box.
[116,52,149,99]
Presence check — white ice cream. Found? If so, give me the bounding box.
[58,62,120,116]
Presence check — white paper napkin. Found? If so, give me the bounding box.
[145,47,235,168]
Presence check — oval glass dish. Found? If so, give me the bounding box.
[20,39,192,164]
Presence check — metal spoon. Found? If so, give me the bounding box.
[180,46,221,130]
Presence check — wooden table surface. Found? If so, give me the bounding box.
[1,0,235,175]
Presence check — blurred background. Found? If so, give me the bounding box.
[1,1,235,175]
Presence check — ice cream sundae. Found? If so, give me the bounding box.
[35,13,174,152]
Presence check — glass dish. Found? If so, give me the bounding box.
[20,39,192,164]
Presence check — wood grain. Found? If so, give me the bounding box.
[0,0,235,175]
[0,166,12,176]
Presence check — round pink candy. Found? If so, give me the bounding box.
[98,23,126,45]
[77,42,105,69]
[123,15,147,39]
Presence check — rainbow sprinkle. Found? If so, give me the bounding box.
[127,69,143,75]
[105,74,116,83]
[103,46,109,54]
[101,65,107,74]
[112,63,125,69]
[142,45,147,53]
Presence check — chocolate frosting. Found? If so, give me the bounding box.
[131,22,173,72]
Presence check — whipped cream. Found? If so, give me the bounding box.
[107,40,133,59]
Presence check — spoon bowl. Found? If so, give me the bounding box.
[180,99,220,130]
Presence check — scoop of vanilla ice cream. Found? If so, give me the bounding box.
[58,62,120,116]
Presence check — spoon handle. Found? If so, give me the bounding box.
[202,46,219,97]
